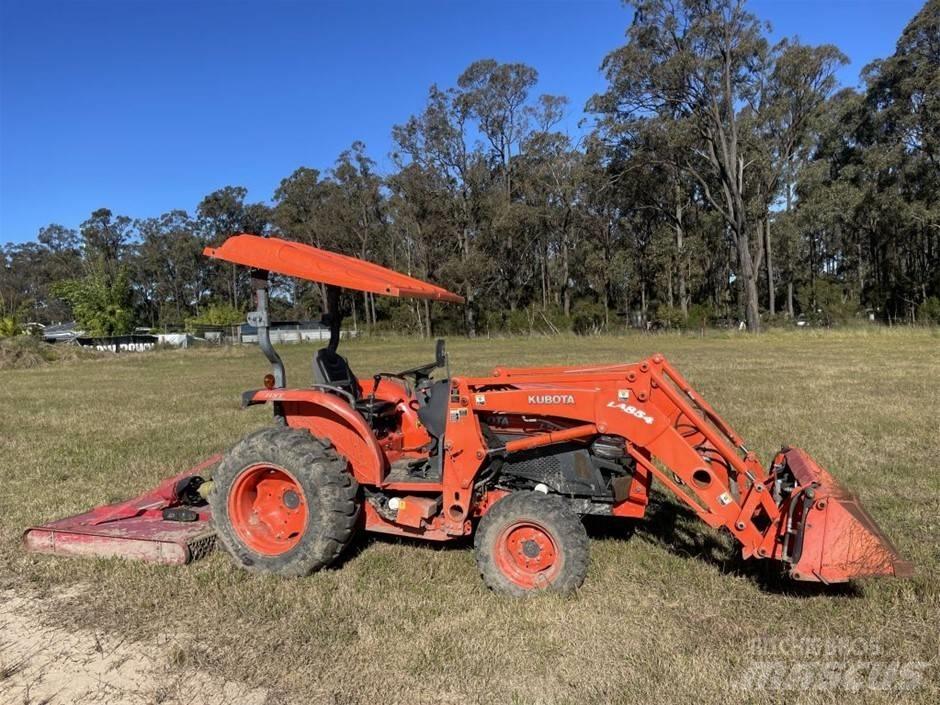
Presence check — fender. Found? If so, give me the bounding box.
[244,388,385,485]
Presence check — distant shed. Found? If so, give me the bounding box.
[240,320,338,344]
[41,322,81,343]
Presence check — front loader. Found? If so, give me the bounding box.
[24,234,912,594]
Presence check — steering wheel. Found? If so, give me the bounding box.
[373,339,448,385]
[368,339,447,408]
[393,360,438,380]
[369,363,435,395]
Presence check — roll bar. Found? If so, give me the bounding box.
[247,270,285,388]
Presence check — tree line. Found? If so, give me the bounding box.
[2,0,937,338]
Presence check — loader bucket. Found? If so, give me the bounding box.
[23,456,220,566]
[781,448,913,583]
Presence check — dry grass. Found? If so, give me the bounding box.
[0,336,102,370]
[0,329,938,704]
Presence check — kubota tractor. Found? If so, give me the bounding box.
[25,234,912,595]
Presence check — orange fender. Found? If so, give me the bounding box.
[245,389,385,486]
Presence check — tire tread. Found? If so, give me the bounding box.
[210,426,359,576]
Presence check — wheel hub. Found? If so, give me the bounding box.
[521,539,541,558]
[494,521,560,589]
[228,464,309,555]
[282,489,300,509]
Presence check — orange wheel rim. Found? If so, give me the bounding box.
[493,521,560,589]
[228,464,308,555]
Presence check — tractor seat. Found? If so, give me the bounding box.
[415,378,448,477]
[313,347,358,396]
[417,379,449,441]
[313,348,396,417]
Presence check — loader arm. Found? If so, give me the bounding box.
[453,354,911,583]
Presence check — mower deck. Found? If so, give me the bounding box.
[23,456,220,566]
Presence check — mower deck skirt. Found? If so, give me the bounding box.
[24,511,215,565]
[23,456,220,565]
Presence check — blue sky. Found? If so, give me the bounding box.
[0,0,925,244]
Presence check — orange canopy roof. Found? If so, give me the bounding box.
[203,234,465,304]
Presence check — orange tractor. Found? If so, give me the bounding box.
[25,234,911,594]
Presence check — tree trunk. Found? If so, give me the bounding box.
[667,262,674,309]
[562,235,571,317]
[745,274,760,331]
[857,241,864,295]
[679,259,688,318]
[174,283,182,323]
[766,217,775,316]
[675,181,687,318]
[465,283,475,337]
[736,225,761,332]
[787,281,795,318]
[640,282,648,328]
[424,299,431,338]
[541,237,549,310]
[457,223,476,337]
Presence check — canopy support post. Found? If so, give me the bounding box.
[248,269,286,388]
[326,285,343,352]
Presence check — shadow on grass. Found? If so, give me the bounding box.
[630,492,863,597]
[330,493,862,597]
[327,514,471,572]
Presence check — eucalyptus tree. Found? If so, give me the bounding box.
[457,60,539,204]
[592,0,844,330]
[858,0,939,316]
[387,162,459,336]
[515,98,581,314]
[135,210,204,325]
[197,186,270,311]
[272,167,334,315]
[325,142,388,327]
[750,39,847,315]
[393,83,493,335]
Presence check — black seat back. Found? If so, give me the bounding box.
[313,348,360,399]
[417,379,449,440]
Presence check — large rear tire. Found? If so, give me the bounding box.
[210,427,359,576]
[474,492,589,597]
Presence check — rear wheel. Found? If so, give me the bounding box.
[210,427,359,576]
[474,492,589,596]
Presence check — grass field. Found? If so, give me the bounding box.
[1,329,938,704]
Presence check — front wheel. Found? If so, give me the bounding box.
[474,492,589,596]
[210,427,359,576]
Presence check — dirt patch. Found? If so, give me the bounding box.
[0,587,268,705]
